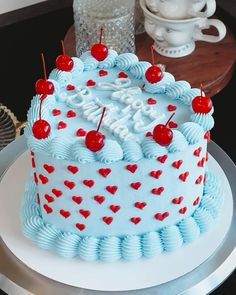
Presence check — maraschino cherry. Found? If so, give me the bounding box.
[192,84,212,114]
[153,113,175,146]
[85,107,106,152]
[35,53,55,95]
[56,40,74,71]
[90,27,108,61]
[145,45,163,84]
[32,94,51,139]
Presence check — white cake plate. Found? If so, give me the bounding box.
[0,137,233,292]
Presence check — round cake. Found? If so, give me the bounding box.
[22,44,224,262]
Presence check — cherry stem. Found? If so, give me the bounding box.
[39,94,47,120]
[41,53,47,81]
[61,40,66,55]
[200,83,203,97]
[97,107,106,132]
[151,45,155,66]
[99,27,104,44]
[165,112,175,127]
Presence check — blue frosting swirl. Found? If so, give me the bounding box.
[204,172,221,195]
[56,233,81,258]
[22,216,44,240]
[78,237,100,261]
[116,53,139,71]
[178,217,200,243]
[179,88,201,105]
[70,57,84,78]
[200,194,222,218]
[141,137,167,159]
[98,49,118,69]
[96,140,123,163]
[49,137,72,160]
[142,232,163,258]
[144,72,175,94]
[49,69,73,87]
[179,122,204,144]
[130,61,151,79]
[165,81,191,100]
[36,224,60,250]
[27,135,52,154]
[161,225,183,252]
[193,207,214,233]
[71,140,95,163]
[168,130,188,153]
[122,235,142,261]
[99,237,121,262]
[80,51,99,71]
[190,113,215,131]
[122,140,143,162]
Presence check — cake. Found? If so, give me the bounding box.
[22,39,224,262]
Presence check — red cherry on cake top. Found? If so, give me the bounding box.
[90,27,108,61]
[153,113,175,146]
[85,107,106,152]
[192,84,212,114]
[145,45,163,84]
[56,40,74,71]
[35,53,55,95]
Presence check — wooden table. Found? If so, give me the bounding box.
[64,25,236,97]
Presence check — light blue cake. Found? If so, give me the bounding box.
[22,49,224,262]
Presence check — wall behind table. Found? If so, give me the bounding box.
[0,0,47,14]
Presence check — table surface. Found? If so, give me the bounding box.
[0,136,235,295]
[64,25,236,98]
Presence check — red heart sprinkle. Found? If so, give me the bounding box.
[179,172,189,182]
[67,110,76,118]
[39,174,48,184]
[172,160,183,169]
[44,194,54,203]
[193,197,200,206]
[94,195,105,204]
[150,170,162,179]
[205,151,209,162]
[154,212,169,221]
[57,121,67,129]
[87,79,96,86]
[179,207,187,214]
[52,109,61,116]
[168,121,178,128]
[204,131,210,141]
[126,164,138,173]
[106,185,118,195]
[79,209,90,219]
[147,98,156,105]
[157,155,168,163]
[83,180,94,188]
[203,173,207,183]
[76,223,85,231]
[130,182,141,190]
[98,168,111,178]
[64,180,75,190]
[146,132,153,137]
[52,189,62,197]
[167,105,177,112]
[151,187,164,195]
[130,217,141,224]
[103,216,113,225]
[60,209,71,218]
[66,84,75,91]
[31,158,35,168]
[43,204,53,214]
[43,164,55,174]
[195,175,203,184]
[172,196,183,205]
[99,69,108,76]
[37,193,40,204]
[110,205,120,213]
[34,172,38,184]
[194,147,202,157]
[67,165,79,174]
[31,151,34,156]
[134,202,147,210]
[72,196,83,205]
[76,128,87,137]
[197,158,205,167]
[118,71,128,78]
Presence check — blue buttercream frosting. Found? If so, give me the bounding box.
[144,72,175,94]
[165,81,191,100]
[56,233,81,258]
[179,88,201,105]
[141,137,167,158]
[49,137,72,160]
[99,237,122,262]
[80,51,99,71]
[71,140,96,163]
[96,140,123,163]
[99,49,118,69]
[130,61,151,79]
[200,194,221,218]
[27,135,52,154]
[22,216,44,240]
[36,224,60,250]
[70,57,84,78]
[193,207,214,233]
[161,225,183,252]
[122,140,143,162]
[78,237,100,261]
[49,69,73,87]
[179,122,205,144]
[115,53,139,70]
[178,217,200,243]
[142,232,163,258]
[122,236,142,261]
[168,130,188,153]
[191,113,215,131]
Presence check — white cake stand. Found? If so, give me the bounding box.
[0,135,235,295]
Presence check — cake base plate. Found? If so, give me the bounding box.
[0,150,233,292]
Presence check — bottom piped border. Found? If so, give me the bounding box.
[21,171,224,262]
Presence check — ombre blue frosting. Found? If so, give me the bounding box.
[144,72,175,94]
[165,81,191,100]
[21,170,224,261]
[130,61,151,79]
[191,113,215,131]
[179,122,205,144]
[115,53,139,70]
